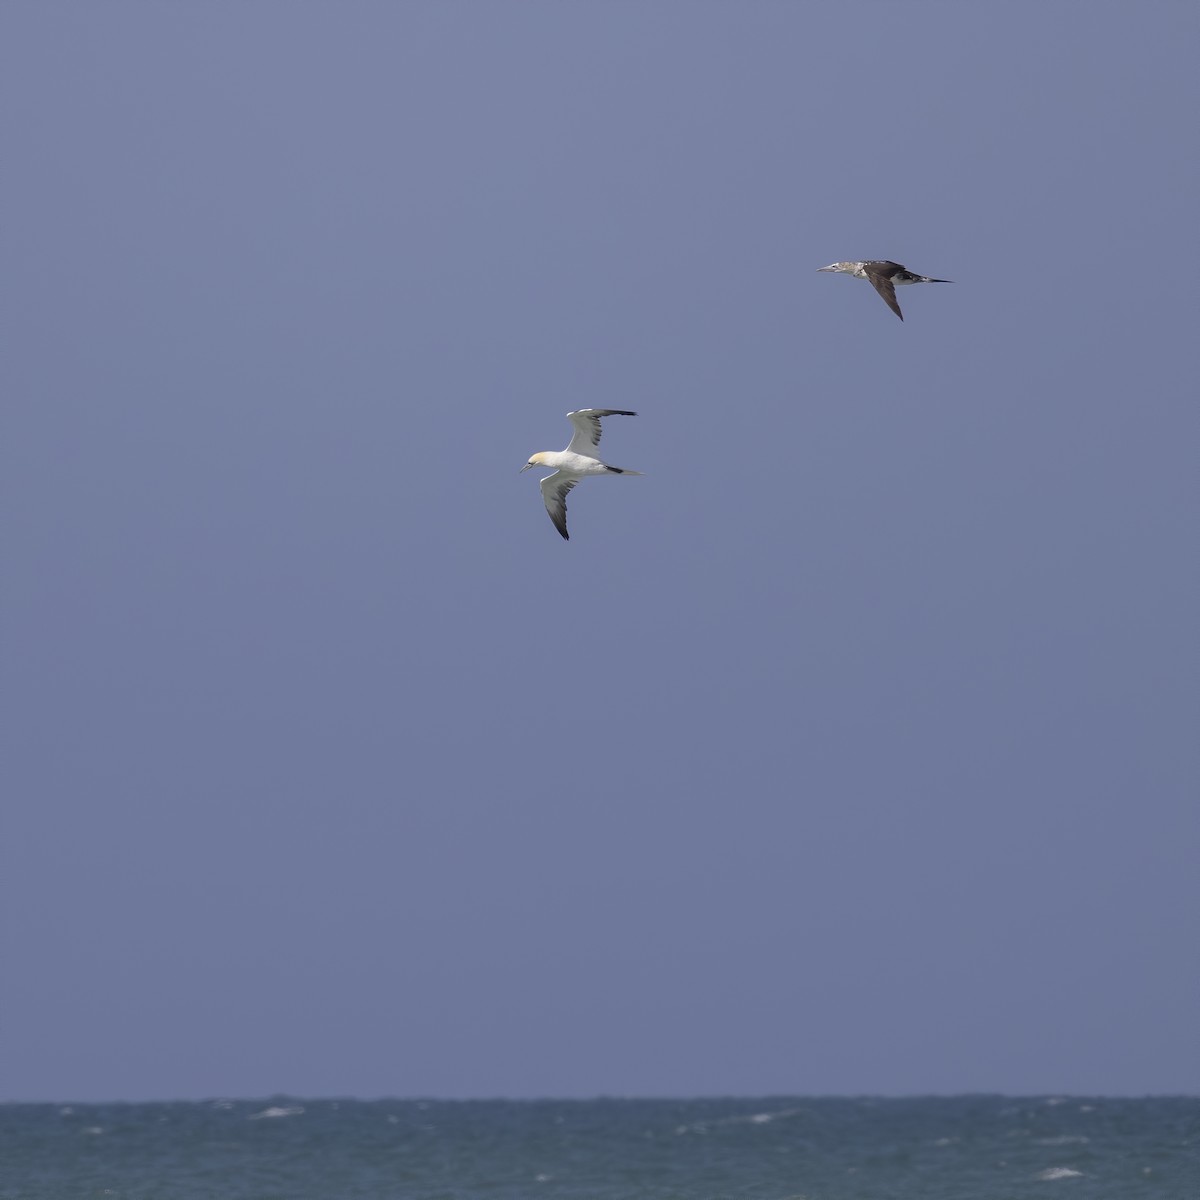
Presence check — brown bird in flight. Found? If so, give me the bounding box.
[818,260,952,321]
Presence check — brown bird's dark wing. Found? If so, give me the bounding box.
[864,263,904,321]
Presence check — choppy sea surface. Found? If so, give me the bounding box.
[2,1096,1197,1199]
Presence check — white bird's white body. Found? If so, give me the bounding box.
[529,449,616,475]
[521,409,642,540]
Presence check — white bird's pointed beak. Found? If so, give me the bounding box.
[520,463,534,472]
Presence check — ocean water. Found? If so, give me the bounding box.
[2,1096,1196,1199]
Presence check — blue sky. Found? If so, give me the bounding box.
[3,1,1197,1101]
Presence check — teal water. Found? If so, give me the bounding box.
[2,1097,1196,1199]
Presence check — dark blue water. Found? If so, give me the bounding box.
[2,1096,1197,1199]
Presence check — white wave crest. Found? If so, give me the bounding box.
[1036,1166,1083,1180]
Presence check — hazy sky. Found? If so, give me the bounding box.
[3,1,1197,1102]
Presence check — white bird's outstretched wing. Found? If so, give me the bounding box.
[540,472,578,541]
[565,408,637,456]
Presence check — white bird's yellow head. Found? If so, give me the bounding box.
[521,451,550,472]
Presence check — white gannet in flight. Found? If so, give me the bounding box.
[521,409,642,540]
[817,260,953,321]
